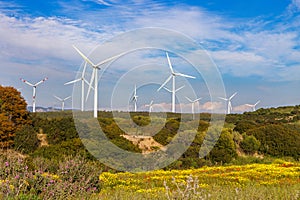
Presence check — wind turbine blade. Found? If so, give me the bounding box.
[150,100,153,106]
[245,104,253,107]
[174,73,196,79]
[157,75,172,91]
[20,78,34,87]
[185,97,193,103]
[166,52,174,74]
[35,77,48,86]
[218,97,228,101]
[95,51,126,67]
[194,97,202,102]
[255,100,260,106]
[86,69,95,101]
[134,85,137,96]
[175,85,185,92]
[64,96,72,101]
[73,45,95,67]
[83,79,94,90]
[64,78,81,85]
[163,87,172,93]
[229,92,237,100]
[82,62,87,77]
[54,95,62,101]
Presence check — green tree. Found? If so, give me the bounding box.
[207,129,237,164]
[247,124,300,159]
[0,86,31,148]
[240,134,260,154]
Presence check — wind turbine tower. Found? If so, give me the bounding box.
[72,45,123,118]
[145,100,154,113]
[245,100,260,111]
[131,85,138,112]
[186,96,202,119]
[157,52,196,113]
[20,77,48,113]
[64,62,91,111]
[54,95,71,111]
[219,92,237,114]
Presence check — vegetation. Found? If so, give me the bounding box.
[1,85,300,199]
[0,86,31,148]
[100,162,300,199]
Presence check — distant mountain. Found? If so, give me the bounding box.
[27,106,61,112]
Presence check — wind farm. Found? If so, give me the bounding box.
[17,50,262,115]
[2,1,300,199]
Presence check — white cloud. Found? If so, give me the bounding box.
[288,0,300,13]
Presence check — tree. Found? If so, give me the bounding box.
[0,86,31,148]
[247,124,300,159]
[240,134,260,154]
[207,129,237,164]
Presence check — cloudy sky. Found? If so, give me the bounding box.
[1,0,300,113]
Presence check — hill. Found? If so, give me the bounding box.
[3,104,300,171]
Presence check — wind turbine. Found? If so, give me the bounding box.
[131,85,138,112]
[145,100,154,113]
[218,92,237,114]
[54,95,71,111]
[157,52,196,113]
[72,45,123,118]
[20,77,48,113]
[186,96,202,119]
[245,100,260,111]
[64,62,91,112]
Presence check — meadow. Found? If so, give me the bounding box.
[1,149,299,200]
[99,162,300,200]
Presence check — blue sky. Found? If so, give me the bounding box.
[1,0,300,113]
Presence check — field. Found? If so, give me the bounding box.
[1,148,299,200]
[99,162,300,199]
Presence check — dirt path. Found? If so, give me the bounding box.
[121,135,165,154]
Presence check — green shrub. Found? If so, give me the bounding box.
[247,124,300,159]
[207,129,237,164]
[240,134,261,154]
[13,125,40,154]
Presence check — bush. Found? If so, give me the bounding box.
[207,129,237,164]
[0,150,101,199]
[247,124,300,159]
[13,125,40,154]
[240,134,261,154]
[233,120,258,134]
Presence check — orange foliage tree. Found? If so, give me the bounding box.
[0,85,31,148]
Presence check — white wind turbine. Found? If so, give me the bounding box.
[145,100,154,113]
[131,85,138,112]
[54,95,71,111]
[64,62,92,112]
[245,100,260,111]
[186,96,202,119]
[72,45,123,118]
[157,52,196,113]
[20,77,48,113]
[219,92,237,114]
